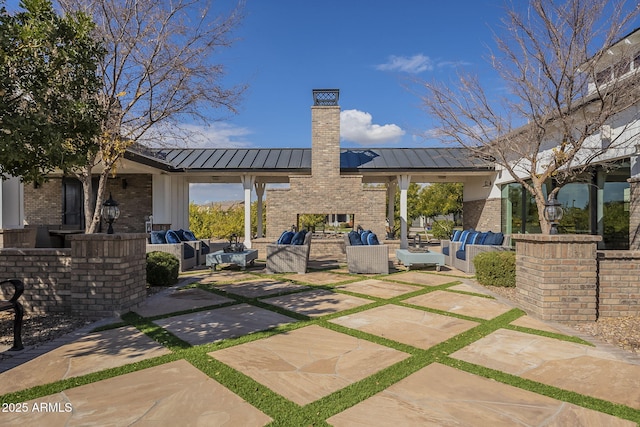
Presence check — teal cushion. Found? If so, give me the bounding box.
[165,230,180,244]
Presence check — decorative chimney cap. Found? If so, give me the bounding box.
[312,89,339,106]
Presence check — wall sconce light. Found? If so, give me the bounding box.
[122,178,128,190]
[483,180,492,188]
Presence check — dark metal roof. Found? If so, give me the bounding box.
[129,147,493,173]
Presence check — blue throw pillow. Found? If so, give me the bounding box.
[455,249,467,260]
[150,230,166,244]
[483,231,495,245]
[348,230,363,246]
[367,232,379,245]
[165,230,181,244]
[477,232,489,245]
[493,232,505,246]
[183,230,197,241]
[174,229,187,241]
[278,231,294,245]
[460,231,477,251]
[451,230,462,242]
[291,231,306,245]
[361,230,371,245]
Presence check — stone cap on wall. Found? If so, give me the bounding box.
[512,234,602,243]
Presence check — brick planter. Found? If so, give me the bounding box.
[513,234,601,323]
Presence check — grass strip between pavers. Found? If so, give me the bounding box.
[2,276,635,425]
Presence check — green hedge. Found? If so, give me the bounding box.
[146,251,179,286]
[473,250,516,287]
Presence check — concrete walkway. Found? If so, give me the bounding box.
[1,259,639,426]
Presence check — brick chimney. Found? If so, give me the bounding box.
[311,89,340,177]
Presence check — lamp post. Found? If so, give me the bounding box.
[101,193,120,234]
[544,194,563,235]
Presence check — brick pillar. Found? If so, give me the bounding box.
[69,233,147,319]
[513,234,601,323]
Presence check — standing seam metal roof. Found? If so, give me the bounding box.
[125,147,494,172]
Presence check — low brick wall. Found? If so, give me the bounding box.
[0,234,147,319]
[597,250,640,318]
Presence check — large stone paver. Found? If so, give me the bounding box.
[260,289,373,317]
[390,271,456,286]
[0,360,272,426]
[214,279,309,298]
[404,290,512,319]
[330,305,478,349]
[336,278,420,298]
[153,303,297,345]
[0,326,170,395]
[451,329,640,408]
[327,363,635,426]
[510,315,564,334]
[285,271,352,285]
[210,325,409,406]
[134,287,234,317]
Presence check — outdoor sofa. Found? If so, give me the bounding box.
[266,230,312,274]
[343,231,389,274]
[146,229,210,272]
[441,230,512,274]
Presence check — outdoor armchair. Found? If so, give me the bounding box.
[266,231,312,274]
[343,234,389,274]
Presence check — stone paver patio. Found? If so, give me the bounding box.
[1,261,639,426]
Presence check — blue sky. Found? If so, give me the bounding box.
[1,0,509,202]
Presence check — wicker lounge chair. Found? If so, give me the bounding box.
[343,234,389,274]
[266,231,312,274]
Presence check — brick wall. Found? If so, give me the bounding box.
[513,234,600,323]
[23,175,152,233]
[597,250,640,318]
[463,198,501,231]
[0,234,147,318]
[24,179,63,225]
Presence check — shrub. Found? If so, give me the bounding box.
[146,251,179,286]
[473,250,516,287]
[431,220,455,240]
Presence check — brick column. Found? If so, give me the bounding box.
[68,233,147,318]
[311,105,341,177]
[513,234,601,323]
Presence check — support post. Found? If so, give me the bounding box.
[398,175,411,249]
[255,182,265,238]
[241,175,255,249]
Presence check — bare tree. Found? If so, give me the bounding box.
[58,0,246,233]
[419,0,639,233]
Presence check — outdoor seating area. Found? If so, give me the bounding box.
[343,231,389,274]
[441,230,512,274]
[146,229,212,272]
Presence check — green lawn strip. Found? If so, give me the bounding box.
[443,289,496,299]
[505,324,595,346]
[184,352,317,426]
[442,357,640,424]
[0,352,182,404]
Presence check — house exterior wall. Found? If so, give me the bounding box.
[463,198,502,231]
[23,174,152,233]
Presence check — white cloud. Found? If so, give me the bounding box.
[376,54,433,73]
[138,122,254,148]
[340,109,405,145]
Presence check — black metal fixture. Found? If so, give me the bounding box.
[544,194,563,235]
[101,193,120,234]
[312,89,339,106]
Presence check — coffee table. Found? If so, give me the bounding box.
[395,249,445,271]
[206,249,258,271]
